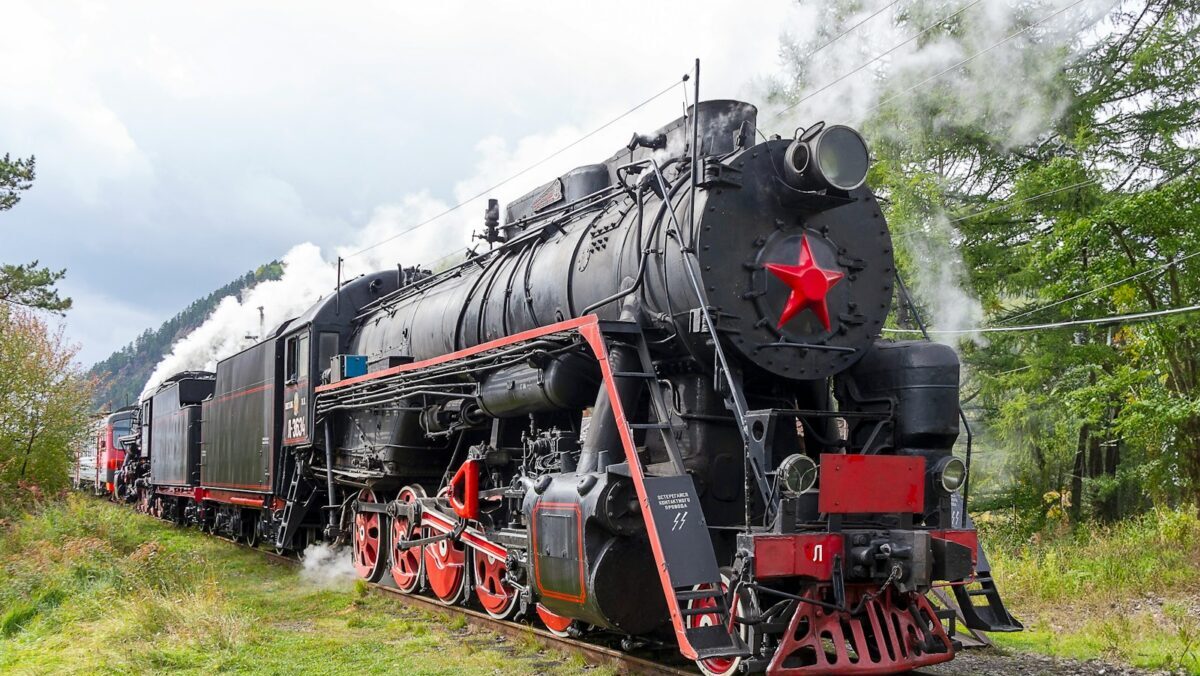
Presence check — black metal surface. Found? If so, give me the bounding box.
[642,474,720,589]
[524,469,668,635]
[201,340,278,491]
[149,374,214,487]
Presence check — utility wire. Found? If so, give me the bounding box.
[883,303,1200,335]
[768,0,986,125]
[997,250,1200,325]
[345,76,685,259]
[805,0,901,59]
[867,0,1089,114]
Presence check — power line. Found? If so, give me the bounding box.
[891,178,1100,242]
[883,303,1200,335]
[867,0,1089,114]
[345,76,686,259]
[806,0,900,60]
[768,0,986,125]
[997,249,1200,324]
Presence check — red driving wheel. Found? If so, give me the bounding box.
[389,486,425,593]
[423,487,467,604]
[473,549,520,619]
[352,488,388,582]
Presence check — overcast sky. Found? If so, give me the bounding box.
[0,0,810,365]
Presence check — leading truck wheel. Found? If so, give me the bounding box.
[685,568,755,676]
[536,605,576,638]
[352,489,389,583]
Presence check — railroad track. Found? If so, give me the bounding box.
[249,543,696,675]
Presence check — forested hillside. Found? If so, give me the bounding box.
[87,262,283,410]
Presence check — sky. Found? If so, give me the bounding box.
[0,0,809,365]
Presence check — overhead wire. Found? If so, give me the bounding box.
[344,76,686,259]
[884,303,1200,335]
[996,250,1200,325]
[767,0,987,127]
[866,0,1090,114]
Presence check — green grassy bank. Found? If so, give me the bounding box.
[986,509,1200,673]
[0,496,607,675]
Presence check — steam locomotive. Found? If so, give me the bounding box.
[111,99,1021,674]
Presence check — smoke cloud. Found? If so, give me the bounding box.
[299,543,358,588]
[138,0,1116,391]
[762,0,1112,346]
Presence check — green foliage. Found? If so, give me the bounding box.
[777,0,1200,515]
[87,261,284,410]
[987,508,1200,672]
[0,307,94,513]
[0,261,71,314]
[0,153,35,212]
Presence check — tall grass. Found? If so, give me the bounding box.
[986,508,1200,603]
[984,508,1200,673]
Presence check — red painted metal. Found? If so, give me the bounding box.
[766,585,954,674]
[536,604,575,637]
[931,529,979,569]
[765,235,845,331]
[309,315,714,660]
[818,455,925,515]
[473,549,518,618]
[578,321,702,660]
[423,525,467,603]
[751,533,844,581]
[389,487,424,593]
[421,508,507,561]
[683,574,744,676]
[424,487,468,604]
[352,489,385,580]
[449,459,481,520]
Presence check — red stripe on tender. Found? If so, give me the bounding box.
[209,382,273,405]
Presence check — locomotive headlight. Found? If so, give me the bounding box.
[777,453,818,496]
[932,456,968,493]
[782,123,870,193]
[814,125,869,191]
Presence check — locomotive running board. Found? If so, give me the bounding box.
[583,320,749,662]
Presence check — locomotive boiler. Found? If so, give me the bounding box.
[120,98,1021,675]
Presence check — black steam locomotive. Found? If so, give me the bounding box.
[114,99,1020,675]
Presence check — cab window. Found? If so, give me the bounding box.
[286,333,310,385]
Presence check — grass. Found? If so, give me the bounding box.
[8,495,1196,674]
[984,508,1200,673]
[0,495,616,675]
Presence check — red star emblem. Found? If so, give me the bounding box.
[765,236,845,331]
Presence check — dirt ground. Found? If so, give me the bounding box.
[918,647,1179,675]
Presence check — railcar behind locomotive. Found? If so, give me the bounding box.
[111,98,1020,675]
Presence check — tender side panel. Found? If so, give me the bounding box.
[150,384,190,486]
[201,342,277,491]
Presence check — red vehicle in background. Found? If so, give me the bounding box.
[96,407,135,497]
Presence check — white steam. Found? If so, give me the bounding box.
[764,0,1111,141]
[299,543,358,588]
[904,216,987,344]
[139,118,680,397]
[764,0,1113,346]
[138,0,1118,389]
